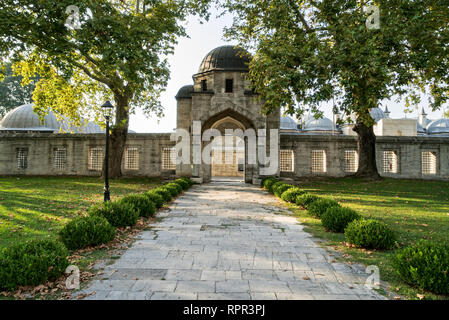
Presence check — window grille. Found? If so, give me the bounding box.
[125,147,139,170]
[162,147,176,170]
[344,150,358,173]
[311,150,326,173]
[89,147,103,171]
[17,147,28,169]
[422,151,437,175]
[383,151,398,173]
[53,147,67,170]
[280,150,294,172]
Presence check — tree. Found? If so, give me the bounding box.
[0,0,210,177]
[222,0,449,178]
[0,63,39,118]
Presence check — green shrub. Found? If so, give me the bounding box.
[89,201,139,228]
[163,184,180,197]
[180,177,194,186]
[393,241,449,295]
[281,187,305,203]
[145,191,164,208]
[274,183,294,198]
[261,176,275,187]
[153,187,173,202]
[120,194,156,218]
[295,193,320,209]
[308,198,340,218]
[270,181,286,195]
[263,178,279,193]
[345,219,397,250]
[174,179,189,190]
[165,182,183,195]
[0,239,69,291]
[321,207,361,233]
[59,215,115,250]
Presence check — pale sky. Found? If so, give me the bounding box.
[128,10,447,133]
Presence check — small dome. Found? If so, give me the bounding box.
[198,45,251,74]
[0,104,59,131]
[303,116,334,132]
[370,108,387,122]
[280,116,298,130]
[426,118,449,134]
[175,85,194,99]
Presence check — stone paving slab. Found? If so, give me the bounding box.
[77,180,387,300]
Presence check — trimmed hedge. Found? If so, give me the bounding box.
[281,187,305,203]
[174,179,189,190]
[145,191,164,208]
[321,207,361,233]
[0,239,69,291]
[179,177,194,187]
[165,182,183,195]
[153,187,173,202]
[274,183,294,198]
[264,178,279,193]
[261,177,275,188]
[89,201,139,228]
[296,193,320,209]
[162,184,179,197]
[393,241,449,295]
[308,198,340,218]
[345,219,396,250]
[120,194,156,218]
[59,215,115,250]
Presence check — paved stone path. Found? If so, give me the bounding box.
[79,180,386,300]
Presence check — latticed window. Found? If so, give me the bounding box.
[280,150,294,172]
[53,147,67,170]
[16,147,28,169]
[124,147,139,170]
[88,147,103,171]
[311,150,326,173]
[383,151,398,173]
[162,147,176,170]
[344,150,358,173]
[422,151,437,175]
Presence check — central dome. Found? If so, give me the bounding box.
[197,45,251,74]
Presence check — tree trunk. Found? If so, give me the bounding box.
[353,117,381,179]
[106,95,129,178]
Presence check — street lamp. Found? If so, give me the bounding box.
[102,101,114,202]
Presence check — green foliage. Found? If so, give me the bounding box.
[163,183,181,197]
[261,176,275,187]
[120,194,156,218]
[274,183,294,198]
[88,201,139,228]
[307,198,340,218]
[153,187,173,202]
[59,215,115,250]
[295,193,320,209]
[281,187,305,203]
[393,241,449,295]
[174,179,189,190]
[179,177,194,187]
[0,239,69,291]
[263,177,278,193]
[321,207,361,233]
[145,191,164,208]
[269,181,284,195]
[345,219,397,250]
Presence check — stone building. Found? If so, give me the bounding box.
[1,45,449,181]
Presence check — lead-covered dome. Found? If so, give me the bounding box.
[426,118,449,135]
[0,104,59,131]
[303,116,334,132]
[370,108,387,122]
[175,85,194,99]
[197,45,251,74]
[280,116,298,131]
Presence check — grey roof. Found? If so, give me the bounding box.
[280,116,298,130]
[370,108,387,122]
[426,118,449,134]
[175,85,194,99]
[197,45,251,74]
[303,116,334,131]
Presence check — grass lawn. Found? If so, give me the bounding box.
[0,176,162,249]
[284,177,449,300]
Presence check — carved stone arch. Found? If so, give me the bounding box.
[202,108,255,134]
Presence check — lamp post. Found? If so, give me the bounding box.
[102,101,114,202]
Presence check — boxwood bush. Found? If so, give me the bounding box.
[321,207,361,233]
[120,194,156,218]
[345,219,397,250]
[261,176,275,187]
[281,187,305,203]
[174,178,189,190]
[180,177,194,186]
[89,201,139,228]
[393,241,449,295]
[165,182,183,195]
[274,183,294,198]
[153,187,173,202]
[59,215,115,250]
[263,178,279,193]
[307,198,340,218]
[0,239,69,291]
[296,193,320,209]
[145,191,164,208]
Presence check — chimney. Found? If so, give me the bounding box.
[419,107,427,129]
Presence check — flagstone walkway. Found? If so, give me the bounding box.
[78,180,386,300]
